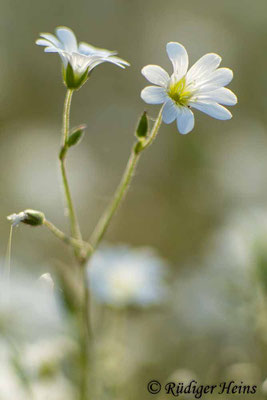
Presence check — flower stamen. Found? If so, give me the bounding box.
[168,76,192,106]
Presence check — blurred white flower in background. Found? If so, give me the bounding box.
[0,341,27,400]
[36,26,129,89]
[172,208,267,337]
[208,121,267,202]
[168,368,198,385]
[21,337,77,379]
[0,264,78,399]
[0,264,63,340]
[141,42,237,134]
[225,362,260,385]
[39,273,55,291]
[88,245,168,308]
[31,375,76,400]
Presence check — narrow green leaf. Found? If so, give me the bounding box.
[67,125,87,148]
[136,111,148,139]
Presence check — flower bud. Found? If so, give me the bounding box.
[135,111,148,139]
[7,209,45,227]
[23,209,45,226]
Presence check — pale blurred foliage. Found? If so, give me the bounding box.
[0,0,267,398]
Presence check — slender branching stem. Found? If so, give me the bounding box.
[60,89,83,249]
[88,107,163,254]
[79,265,94,400]
[142,107,163,150]
[60,89,93,400]
[43,219,92,253]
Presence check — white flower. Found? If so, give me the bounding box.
[88,246,168,308]
[7,212,27,227]
[141,42,237,134]
[36,26,129,89]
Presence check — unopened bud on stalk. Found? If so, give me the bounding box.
[135,111,148,139]
[7,209,45,227]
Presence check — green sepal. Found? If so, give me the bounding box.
[135,111,148,139]
[23,209,45,226]
[64,63,75,88]
[63,64,89,90]
[67,125,86,148]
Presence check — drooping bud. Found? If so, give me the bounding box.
[7,209,45,227]
[23,209,45,226]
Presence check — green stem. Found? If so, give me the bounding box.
[79,266,93,400]
[60,89,92,400]
[90,149,140,249]
[142,107,163,150]
[89,108,163,252]
[62,89,73,147]
[43,219,92,253]
[60,160,82,242]
[60,89,82,247]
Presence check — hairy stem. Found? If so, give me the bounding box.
[62,88,73,147]
[60,89,92,399]
[60,89,82,248]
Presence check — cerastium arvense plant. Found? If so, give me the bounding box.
[7,26,237,399]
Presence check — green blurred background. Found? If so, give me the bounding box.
[1,0,267,398]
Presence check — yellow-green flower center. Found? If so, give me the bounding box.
[168,76,192,106]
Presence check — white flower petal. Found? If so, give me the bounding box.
[78,42,117,57]
[56,50,70,68]
[166,42,188,78]
[190,101,232,120]
[40,33,62,48]
[141,65,170,87]
[186,53,222,83]
[141,86,167,104]
[36,39,52,47]
[197,68,233,92]
[55,26,77,53]
[107,56,130,67]
[69,52,92,73]
[176,107,195,134]
[162,99,178,124]
[37,27,129,74]
[88,56,129,71]
[196,87,237,106]
[44,47,61,53]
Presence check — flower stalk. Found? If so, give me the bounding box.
[43,219,92,254]
[60,89,83,257]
